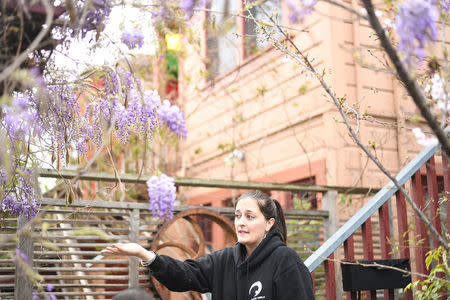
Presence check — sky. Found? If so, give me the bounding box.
[53,4,156,71]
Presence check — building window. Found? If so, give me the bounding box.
[207,0,239,77]
[206,0,283,78]
[245,0,282,56]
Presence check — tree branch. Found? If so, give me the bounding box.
[361,0,450,158]
[0,0,54,83]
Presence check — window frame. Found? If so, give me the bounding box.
[202,0,287,80]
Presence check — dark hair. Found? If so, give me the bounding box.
[236,190,287,243]
[112,288,153,300]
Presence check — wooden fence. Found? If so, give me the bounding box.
[305,145,449,300]
[1,198,330,299]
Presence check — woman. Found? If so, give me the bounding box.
[101,190,315,299]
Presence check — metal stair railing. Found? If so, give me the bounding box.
[304,144,448,300]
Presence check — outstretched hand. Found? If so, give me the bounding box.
[101,243,146,259]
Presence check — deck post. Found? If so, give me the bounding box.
[128,208,140,288]
[323,190,340,299]
[14,215,34,300]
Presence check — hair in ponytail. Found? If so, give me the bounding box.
[272,198,287,243]
[236,190,288,243]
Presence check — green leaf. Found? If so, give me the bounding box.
[39,239,61,251]
[41,222,50,233]
[72,227,111,240]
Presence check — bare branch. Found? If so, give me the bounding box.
[0,0,54,83]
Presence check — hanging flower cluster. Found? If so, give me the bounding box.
[0,63,188,220]
[72,0,113,38]
[0,169,40,220]
[394,0,438,64]
[158,100,188,139]
[146,174,177,219]
[121,29,145,49]
[2,94,39,142]
[286,0,317,23]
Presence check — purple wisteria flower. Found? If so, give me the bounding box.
[78,0,113,38]
[394,0,438,64]
[88,69,162,144]
[157,100,187,139]
[121,29,145,49]
[180,0,209,19]
[2,93,38,141]
[287,0,317,23]
[147,174,177,219]
[151,2,173,29]
[42,86,83,164]
[32,284,57,300]
[432,0,450,11]
[14,248,32,270]
[443,0,450,11]
[180,0,195,18]
[109,90,160,142]
[102,70,119,95]
[45,284,57,300]
[1,171,40,220]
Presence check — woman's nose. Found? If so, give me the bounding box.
[235,217,245,226]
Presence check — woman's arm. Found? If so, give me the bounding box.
[101,243,212,293]
[101,243,155,261]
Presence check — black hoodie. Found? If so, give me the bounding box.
[148,229,315,300]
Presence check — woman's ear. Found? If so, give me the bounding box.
[265,218,275,232]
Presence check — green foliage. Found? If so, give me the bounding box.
[339,193,353,205]
[257,86,268,97]
[217,142,237,155]
[72,226,112,240]
[298,84,308,96]
[405,246,449,299]
[292,194,311,210]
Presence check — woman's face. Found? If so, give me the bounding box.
[234,197,275,252]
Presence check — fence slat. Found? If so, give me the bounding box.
[324,253,336,300]
[361,219,376,300]
[441,154,450,230]
[411,171,429,276]
[426,155,447,300]
[426,156,442,248]
[379,202,394,300]
[343,236,356,300]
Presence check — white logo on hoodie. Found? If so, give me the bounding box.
[249,281,265,299]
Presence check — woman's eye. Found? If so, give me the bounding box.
[247,215,254,219]
[234,214,240,219]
